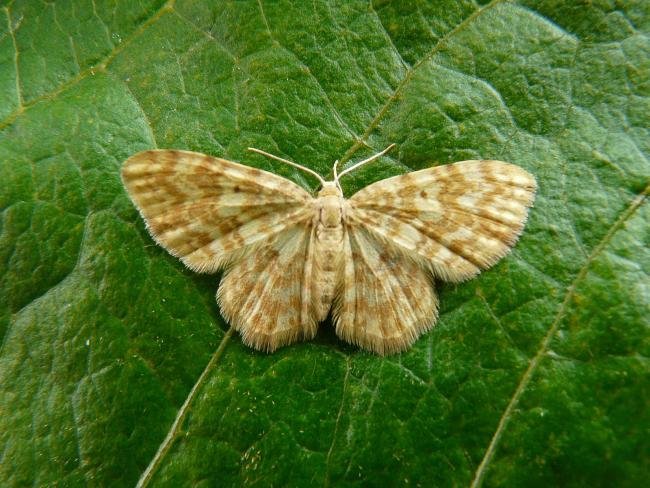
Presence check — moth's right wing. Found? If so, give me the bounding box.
[333,225,438,355]
[121,149,313,272]
[333,159,535,355]
[218,224,320,352]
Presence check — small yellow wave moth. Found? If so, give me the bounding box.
[122,145,536,355]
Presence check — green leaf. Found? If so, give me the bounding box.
[1,1,648,486]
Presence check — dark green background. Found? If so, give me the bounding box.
[0,0,648,486]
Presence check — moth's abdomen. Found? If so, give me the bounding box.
[313,224,345,322]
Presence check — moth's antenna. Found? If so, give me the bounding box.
[333,159,342,191]
[337,144,396,180]
[248,147,326,186]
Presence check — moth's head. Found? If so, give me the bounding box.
[316,181,342,198]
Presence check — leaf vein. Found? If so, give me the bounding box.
[323,356,350,487]
[338,0,508,164]
[367,0,410,71]
[3,6,23,109]
[136,326,235,488]
[470,182,649,488]
[254,0,359,143]
[0,0,176,132]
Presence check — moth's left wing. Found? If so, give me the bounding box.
[121,149,313,273]
[347,160,536,282]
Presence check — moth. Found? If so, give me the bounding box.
[121,145,536,355]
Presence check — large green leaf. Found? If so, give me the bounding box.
[1,1,648,486]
